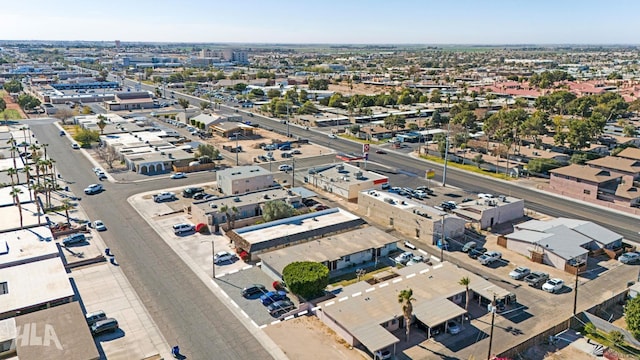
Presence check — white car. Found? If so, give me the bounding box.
[153,192,176,202]
[171,172,187,179]
[407,255,426,266]
[172,223,195,235]
[394,251,414,265]
[84,183,103,195]
[478,251,502,265]
[508,266,531,280]
[93,220,106,231]
[71,143,80,149]
[542,278,564,293]
[328,133,337,139]
[214,251,236,264]
[278,164,293,172]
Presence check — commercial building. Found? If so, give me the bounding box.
[316,262,511,357]
[191,187,301,229]
[104,91,154,111]
[452,196,525,230]
[228,208,366,261]
[305,163,389,201]
[216,166,275,195]
[502,218,623,271]
[260,226,399,279]
[358,190,466,246]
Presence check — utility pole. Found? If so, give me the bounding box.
[286,103,290,138]
[487,294,497,360]
[442,121,450,187]
[234,132,239,166]
[291,157,295,186]
[211,240,216,278]
[573,264,581,315]
[440,214,445,262]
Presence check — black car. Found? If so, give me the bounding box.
[267,300,295,316]
[241,284,266,298]
[90,318,119,336]
[192,192,207,200]
[183,187,204,198]
[468,247,487,259]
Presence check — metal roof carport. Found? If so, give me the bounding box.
[413,297,467,338]
[351,324,400,357]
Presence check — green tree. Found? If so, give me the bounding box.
[81,106,92,115]
[199,101,210,111]
[407,123,419,131]
[527,158,561,174]
[608,330,625,348]
[459,277,471,310]
[17,94,41,110]
[623,124,637,138]
[473,154,484,168]
[233,83,247,92]
[566,119,592,150]
[3,80,22,93]
[267,89,281,99]
[0,98,5,113]
[298,101,318,115]
[348,124,361,134]
[250,88,265,97]
[73,127,100,147]
[307,78,329,90]
[262,200,294,222]
[625,295,640,339]
[61,198,75,226]
[583,322,596,337]
[282,261,329,300]
[429,89,442,103]
[451,110,477,130]
[398,288,416,342]
[196,144,220,160]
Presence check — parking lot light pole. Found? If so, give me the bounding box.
[234,132,240,166]
[487,294,497,360]
[440,214,445,262]
[202,240,215,278]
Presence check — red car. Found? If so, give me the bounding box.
[315,205,330,211]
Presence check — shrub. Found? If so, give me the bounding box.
[282,261,329,300]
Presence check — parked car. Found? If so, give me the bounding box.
[90,318,119,336]
[508,266,531,280]
[478,251,501,265]
[192,192,207,200]
[183,187,204,198]
[62,233,86,247]
[328,133,337,139]
[394,251,414,265]
[241,284,266,298]
[71,143,80,149]
[260,291,288,306]
[619,252,640,264]
[542,278,565,293]
[447,320,461,335]
[93,220,106,231]
[268,300,295,316]
[468,247,487,259]
[375,350,392,360]
[171,172,187,179]
[525,271,550,288]
[214,251,236,264]
[278,164,293,172]
[314,205,330,211]
[96,172,107,180]
[85,310,107,326]
[84,183,103,195]
[172,223,194,235]
[407,255,426,266]
[153,192,176,203]
[381,183,390,190]
[461,241,477,253]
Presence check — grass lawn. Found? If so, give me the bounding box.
[0,109,22,120]
[419,153,513,181]
[329,264,394,287]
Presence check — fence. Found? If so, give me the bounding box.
[496,319,572,358]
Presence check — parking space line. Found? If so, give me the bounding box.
[230,300,239,308]
[365,287,376,293]
[338,296,348,302]
[419,269,430,274]
[418,249,428,255]
[324,301,335,307]
[227,269,239,275]
[242,265,253,271]
[433,264,444,269]
[271,320,281,325]
[240,310,249,318]
[379,283,389,288]
[406,273,416,279]
[284,315,295,321]
[258,324,267,329]
[297,310,308,316]
[352,292,362,297]
[392,278,403,283]
[431,256,441,262]
[311,306,321,311]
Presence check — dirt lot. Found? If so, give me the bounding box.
[329,82,399,96]
[264,316,366,360]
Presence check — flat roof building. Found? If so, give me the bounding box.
[216,165,275,195]
[229,208,366,260]
[305,163,389,201]
[260,226,399,279]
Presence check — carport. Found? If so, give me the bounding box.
[414,297,467,338]
[472,282,514,307]
[351,325,399,359]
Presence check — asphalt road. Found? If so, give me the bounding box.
[31,121,273,360]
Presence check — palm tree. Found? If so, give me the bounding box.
[28,143,40,159]
[459,277,471,310]
[398,288,416,342]
[22,165,32,201]
[6,167,17,185]
[61,198,75,226]
[220,205,231,230]
[10,186,24,229]
[230,206,239,228]
[32,183,44,225]
[96,115,107,135]
[40,143,49,160]
[178,98,190,123]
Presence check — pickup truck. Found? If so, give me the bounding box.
[524,271,549,288]
[478,251,501,265]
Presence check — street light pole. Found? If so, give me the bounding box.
[291,157,295,186]
[234,132,239,166]
[440,214,445,262]
[442,121,450,187]
[211,240,216,278]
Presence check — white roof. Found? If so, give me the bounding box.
[0,226,57,267]
[0,258,74,315]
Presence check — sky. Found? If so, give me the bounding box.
[4,0,640,45]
